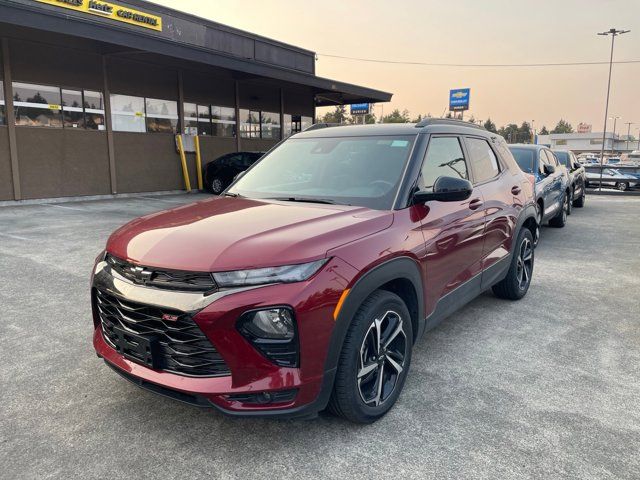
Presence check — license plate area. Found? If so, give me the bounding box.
[111,325,159,369]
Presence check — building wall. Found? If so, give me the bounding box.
[0,126,13,200]
[16,128,111,199]
[0,31,313,200]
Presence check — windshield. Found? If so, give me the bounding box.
[509,148,535,173]
[228,135,416,210]
[554,151,569,167]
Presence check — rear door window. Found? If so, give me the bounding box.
[510,148,535,174]
[419,136,468,191]
[466,137,500,183]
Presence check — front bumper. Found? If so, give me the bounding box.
[92,256,357,416]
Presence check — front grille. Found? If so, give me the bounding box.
[105,253,217,293]
[95,289,230,377]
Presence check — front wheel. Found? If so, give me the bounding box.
[492,228,534,300]
[328,290,413,424]
[549,193,568,228]
[616,182,628,192]
[573,187,585,208]
[210,177,225,195]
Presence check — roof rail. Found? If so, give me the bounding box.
[415,118,485,130]
[303,122,342,132]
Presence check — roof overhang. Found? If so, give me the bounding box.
[0,0,392,106]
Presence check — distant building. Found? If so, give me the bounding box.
[536,132,634,154]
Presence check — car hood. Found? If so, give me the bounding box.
[106,197,393,272]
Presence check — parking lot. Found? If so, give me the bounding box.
[1,193,639,479]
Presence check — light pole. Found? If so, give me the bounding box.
[597,28,630,191]
[624,122,634,152]
[531,119,535,144]
[609,115,620,154]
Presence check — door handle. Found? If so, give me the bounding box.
[511,185,521,195]
[468,198,483,210]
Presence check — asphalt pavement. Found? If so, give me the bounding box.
[1,193,639,480]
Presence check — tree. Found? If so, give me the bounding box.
[411,114,423,123]
[320,105,348,124]
[483,118,497,133]
[518,121,533,143]
[539,126,549,135]
[551,119,573,134]
[498,123,520,143]
[382,109,410,123]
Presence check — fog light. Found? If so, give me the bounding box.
[238,307,299,367]
[242,308,294,340]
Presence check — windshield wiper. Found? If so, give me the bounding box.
[223,192,244,198]
[267,196,344,205]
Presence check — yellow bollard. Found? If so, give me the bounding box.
[176,134,191,191]
[194,135,203,190]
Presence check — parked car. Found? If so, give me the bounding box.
[552,150,586,208]
[584,166,639,191]
[204,152,264,194]
[509,144,570,244]
[91,120,537,423]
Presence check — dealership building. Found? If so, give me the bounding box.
[0,0,391,201]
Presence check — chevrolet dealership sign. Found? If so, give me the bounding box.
[36,0,162,31]
[449,88,470,112]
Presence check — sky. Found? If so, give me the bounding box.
[149,0,640,134]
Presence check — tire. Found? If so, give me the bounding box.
[573,186,585,208]
[616,182,628,192]
[492,228,534,300]
[549,193,568,228]
[210,177,225,195]
[533,205,542,248]
[328,290,413,424]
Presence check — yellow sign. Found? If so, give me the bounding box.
[48,104,61,110]
[36,0,162,31]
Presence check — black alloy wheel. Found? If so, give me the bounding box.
[357,310,408,407]
[328,290,413,423]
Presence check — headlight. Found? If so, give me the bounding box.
[212,259,328,288]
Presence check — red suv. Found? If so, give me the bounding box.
[92,119,537,423]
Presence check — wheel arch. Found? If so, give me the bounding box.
[326,257,425,373]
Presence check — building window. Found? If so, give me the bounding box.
[83,90,106,130]
[212,106,236,137]
[13,82,62,127]
[61,88,84,128]
[590,138,603,145]
[240,109,260,138]
[183,102,198,135]
[197,104,213,136]
[145,97,178,133]
[0,80,5,126]
[283,114,313,138]
[111,94,145,133]
[184,102,236,137]
[261,111,281,139]
[555,139,567,146]
[111,94,178,134]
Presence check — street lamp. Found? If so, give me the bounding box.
[597,28,630,191]
[609,115,620,154]
[624,122,635,152]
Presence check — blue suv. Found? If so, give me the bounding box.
[509,145,570,243]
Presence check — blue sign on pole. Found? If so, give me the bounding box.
[449,88,470,111]
[350,103,370,115]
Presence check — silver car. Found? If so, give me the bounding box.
[585,167,638,191]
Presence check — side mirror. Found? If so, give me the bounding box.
[413,176,473,203]
[543,163,556,175]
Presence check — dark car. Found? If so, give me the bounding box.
[92,119,537,423]
[553,150,586,208]
[204,151,264,194]
[509,144,570,243]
